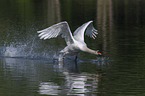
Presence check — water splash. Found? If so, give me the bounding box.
[0,39,59,60]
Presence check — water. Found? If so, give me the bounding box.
[0,0,145,96]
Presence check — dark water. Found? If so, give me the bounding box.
[0,0,145,96]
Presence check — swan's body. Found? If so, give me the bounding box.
[37,21,101,61]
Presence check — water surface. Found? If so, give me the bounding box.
[0,0,145,96]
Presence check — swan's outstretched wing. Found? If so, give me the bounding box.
[37,21,74,45]
[73,21,98,42]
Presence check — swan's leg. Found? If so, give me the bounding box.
[74,55,77,64]
[59,46,69,62]
[58,53,64,62]
[75,55,77,61]
[74,52,79,64]
[58,53,64,66]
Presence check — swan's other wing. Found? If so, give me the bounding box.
[37,21,74,45]
[85,22,98,39]
[73,21,98,42]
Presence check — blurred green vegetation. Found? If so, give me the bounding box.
[0,0,145,95]
[0,0,145,56]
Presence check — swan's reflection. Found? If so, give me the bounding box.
[1,57,108,95]
[39,82,60,95]
[39,73,100,95]
[39,57,102,95]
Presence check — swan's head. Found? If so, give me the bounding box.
[96,50,102,55]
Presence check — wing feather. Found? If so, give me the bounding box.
[85,23,98,39]
[37,21,74,45]
[73,21,98,42]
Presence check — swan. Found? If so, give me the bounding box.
[37,21,101,61]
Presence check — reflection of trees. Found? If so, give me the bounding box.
[96,1,145,95]
[47,0,61,24]
[97,0,113,56]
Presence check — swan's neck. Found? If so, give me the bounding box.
[83,47,97,55]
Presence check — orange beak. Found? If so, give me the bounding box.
[98,52,102,55]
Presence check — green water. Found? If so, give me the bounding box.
[0,0,145,96]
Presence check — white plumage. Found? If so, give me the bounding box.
[37,21,101,61]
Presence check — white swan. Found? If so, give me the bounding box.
[37,21,101,61]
